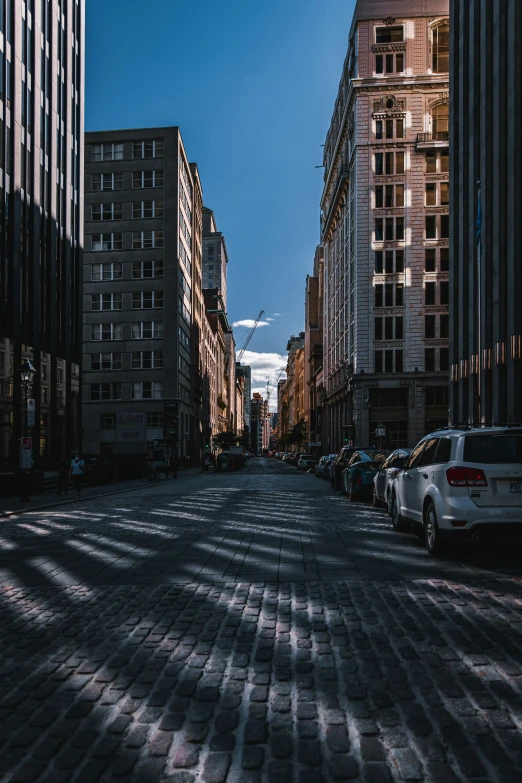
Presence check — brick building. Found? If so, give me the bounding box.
[321,0,450,451]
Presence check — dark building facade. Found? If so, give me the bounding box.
[450,0,522,425]
[83,127,198,460]
[0,0,84,467]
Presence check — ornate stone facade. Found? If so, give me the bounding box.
[321,0,450,452]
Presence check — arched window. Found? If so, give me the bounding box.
[432,21,449,73]
[431,103,449,134]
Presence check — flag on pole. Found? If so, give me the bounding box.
[476,192,482,251]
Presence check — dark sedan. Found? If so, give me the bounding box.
[341,450,390,500]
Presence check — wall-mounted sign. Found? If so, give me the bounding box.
[116,412,146,442]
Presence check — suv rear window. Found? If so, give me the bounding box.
[464,434,522,464]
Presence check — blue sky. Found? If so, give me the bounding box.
[86,0,356,398]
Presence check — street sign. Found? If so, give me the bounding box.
[27,399,35,412]
[27,412,35,427]
[152,438,164,461]
[21,437,32,469]
[375,425,387,438]
[309,441,322,447]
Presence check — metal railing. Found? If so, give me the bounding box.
[417,132,449,144]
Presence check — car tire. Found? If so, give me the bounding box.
[391,493,408,532]
[372,486,380,507]
[386,490,393,516]
[424,502,446,557]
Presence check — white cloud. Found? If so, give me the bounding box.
[239,350,287,412]
[232,319,270,329]
[266,317,274,322]
[271,313,282,317]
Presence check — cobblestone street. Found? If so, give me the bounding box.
[2,457,522,782]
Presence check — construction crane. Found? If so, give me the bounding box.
[266,369,285,411]
[236,310,265,363]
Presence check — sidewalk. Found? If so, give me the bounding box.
[0,467,204,518]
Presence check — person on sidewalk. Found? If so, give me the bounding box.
[70,453,85,499]
[57,458,69,496]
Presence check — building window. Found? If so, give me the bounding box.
[100,414,116,429]
[441,151,449,173]
[425,386,449,406]
[92,203,123,221]
[91,233,123,252]
[440,215,449,238]
[425,216,437,239]
[92,143,123,162]
[91,353,122,371]
[91,323,123,341]
[178,327,190,350]
[425,249,436,271]
[440,347,449,371]
[431,103,449,134]
[132,200,164,219]
[375,283,403,308]
[132,230,164,249]
[375,252,383,273]
[395,317,404,339]
[132,260,164,279]
[375,26,403,43]
[425,348,436,372]
[440,314,449,338]
[90,383,122,401]
[425,183,436,206]
[147,413,163,428]
[132,351,163,369]
[133,140,164,159]
[440,281,449,305]
[440,248,449,271]
[375,53,404,74]
[131,321,163,339]
[425,282,436,306]
[425,314,436,338]
[131,291,164,309]
[132,382,164,400]
[91,173,123,191]
[375,219,384,242]
[375,318,383,341]
[440,182,449,206]
[132,170,164,189]
[91,293,123,311]
[375,349,403,373]
[426,152,437,174]
[91,262,123,281]
[432,21,450,73]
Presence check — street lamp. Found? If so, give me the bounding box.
[19,359,37,502]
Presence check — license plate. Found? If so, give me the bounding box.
[510,482,522,494]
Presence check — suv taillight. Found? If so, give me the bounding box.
[446,467,488,487]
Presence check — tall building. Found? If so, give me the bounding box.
[83,127,197,461]
[189,162,205,459]
[203,289,228,434]
[251,392,269,454]
[304,246,324,454]
[321,0,450,452]
[450,1,522,425]
[240,364,252,430]
[0,0,84,466]
[202,207,228,309]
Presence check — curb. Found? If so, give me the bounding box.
[0,472,204,519]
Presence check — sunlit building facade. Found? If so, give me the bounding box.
[0,0,84,466]
[321,0,450,451]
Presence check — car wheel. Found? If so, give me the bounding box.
[386,490,393,516]
[372,486,379,507]
[391,493,408,532]
[424,502,446,557]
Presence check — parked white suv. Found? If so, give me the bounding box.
[390,427,522,556]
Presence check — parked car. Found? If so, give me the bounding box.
[317,454,336,478]
[373,448,412,511]
[341,450,389,500]
[297,454,316,471]
[282,452,293,462]
[331,447,369,491]
[323,457,337,481]
[289,453,301,467]
[390,427,522,556]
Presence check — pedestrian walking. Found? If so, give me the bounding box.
[70,453,85,499]
[57,457,69,496]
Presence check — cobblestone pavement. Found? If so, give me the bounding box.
[2,458,522,782]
